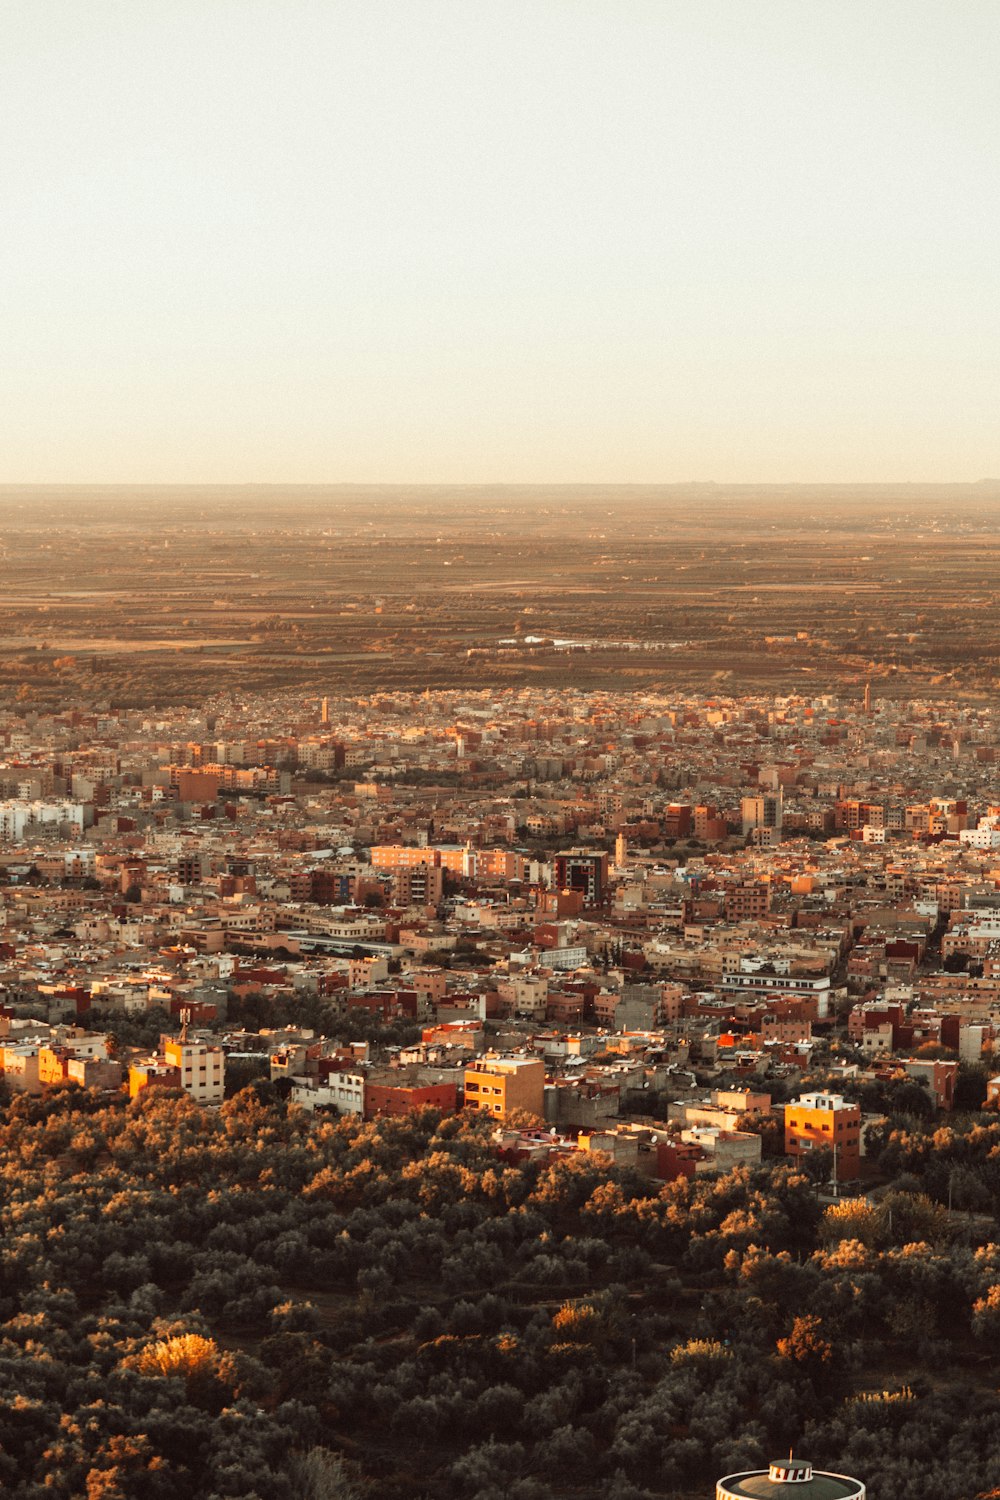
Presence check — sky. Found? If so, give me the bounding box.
[1,1,998,484]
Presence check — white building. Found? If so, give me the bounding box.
[0,800,86,842]
[540,945,589,971]
[960,820,1000,849]
[290,1071,365,1115]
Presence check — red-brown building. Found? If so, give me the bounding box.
[364,1080,457,1119]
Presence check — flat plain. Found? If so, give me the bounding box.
[1,483,998,707]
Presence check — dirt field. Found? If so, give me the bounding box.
[1,482,998,707]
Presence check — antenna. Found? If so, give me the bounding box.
[179,1006,191,1044]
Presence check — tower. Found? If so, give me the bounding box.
[321,696,329,725]
[717,1458,865,1499]
[741,789,783,842]
[863,679,872,714]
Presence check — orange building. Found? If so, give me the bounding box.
[371,844,443,869]
[128,1060,181,1098]
[784,1091,861,1182]
[421,1020,483,1050]
[463,1055,545,1119]
[38,1046,73,1087]
[371,844,525,881]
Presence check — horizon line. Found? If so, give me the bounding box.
[0,477,998,490]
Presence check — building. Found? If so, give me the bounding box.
[67,1056,122,1091]
[365,1078,458,1118]
[717,1458,864,1499]
[1,1045,41,1095]
[389,862,444,906]
[663,803,692,838]
[497,973,548,1018]
[161,1033,226,1105]
[719,971,832,1018]
[38,1046,74,1086]
[0,799,87,842]
[899,1056,957,1110]
[680,1126,762,1172]
[741,792,783,840]
[128,1059,181,1098]
[463,1054,545,1119]
[784,1092,861,1182]
[291,1069,364,1115]
[553,848,608,904]
[724,881,771,922]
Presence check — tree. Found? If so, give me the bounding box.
[776,1314,833,1372]
[289,1450,364,1500]
[955,1062,989,1112]
[224,1057,270,1098]
[735,1111,784,1157]
[799,1146,834,1185]
[134,1333,224,1406]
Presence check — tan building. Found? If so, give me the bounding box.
[1,1046,41,1095]
[390,863,444,906]
[130,1026,225,1106]
[67,1056,123,1091]
[162,1035,226,1106]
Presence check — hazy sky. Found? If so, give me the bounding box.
[2,1,998,483]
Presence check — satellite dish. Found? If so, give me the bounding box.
[650,1134,658,1144]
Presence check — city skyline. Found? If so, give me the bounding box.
[1,8,998,1491]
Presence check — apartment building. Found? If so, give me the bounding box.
[161,1035,226,1106]
[463,1055,545,1119]
[784,1091,861,1181]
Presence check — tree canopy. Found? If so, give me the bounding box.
[0,1086,997,1498]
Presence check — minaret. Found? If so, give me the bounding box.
[321,696,329,725]
[863,679,872,715]
[615,832,627,868]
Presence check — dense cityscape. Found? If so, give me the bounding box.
[5,0,998,1492]
[3,678,1000,1494]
